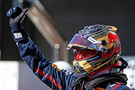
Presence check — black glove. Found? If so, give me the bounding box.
[7,7,29,42]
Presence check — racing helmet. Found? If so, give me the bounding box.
[67,24,121,74]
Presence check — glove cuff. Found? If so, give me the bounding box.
[10,24,29,42]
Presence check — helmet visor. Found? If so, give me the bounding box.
[67,34,101,50]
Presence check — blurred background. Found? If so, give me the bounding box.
[0,0,135,90]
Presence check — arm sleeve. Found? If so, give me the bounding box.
[16,39,75,90]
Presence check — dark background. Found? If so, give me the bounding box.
[1,0,135,61]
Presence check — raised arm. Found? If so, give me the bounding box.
[7,7,76,90]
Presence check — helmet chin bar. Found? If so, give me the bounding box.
[73,55,117,74]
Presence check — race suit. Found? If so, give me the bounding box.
[12,33,130,90]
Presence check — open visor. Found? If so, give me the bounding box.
[67,34,103,51]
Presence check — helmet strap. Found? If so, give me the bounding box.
[116,57,128,72]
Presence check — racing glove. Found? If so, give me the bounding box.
[7,7,29,42]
